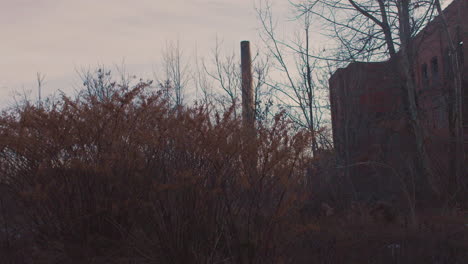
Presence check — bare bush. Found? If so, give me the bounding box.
[0,72,311,263]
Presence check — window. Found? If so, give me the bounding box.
[421,63,429,89]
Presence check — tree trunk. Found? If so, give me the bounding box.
[377,0,396,57]
[434,0,465,195]
[397,0,439,197]
[305,22,319,156]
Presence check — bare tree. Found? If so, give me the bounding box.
[297,0,436,63]
[193,46,214,106]
[257,1,332,155]
[78,63,153,104]
[396,0,439,195]
[161,40,190,107]
[203,40,241,116]
[433,0,465,193]
[291,0,453,203]
[80,67,116,102]
[252,53,274,123]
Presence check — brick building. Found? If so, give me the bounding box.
[329,0,467,198]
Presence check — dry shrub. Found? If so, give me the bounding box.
[0,78,311,263]
[1,73,466,264]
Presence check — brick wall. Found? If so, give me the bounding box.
[329,0,468,188]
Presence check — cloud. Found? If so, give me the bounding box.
[0,0,290,104]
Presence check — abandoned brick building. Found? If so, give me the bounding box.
[329,0,467,198]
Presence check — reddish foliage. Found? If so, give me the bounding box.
[0,80,311,263]
[0,75,466,263]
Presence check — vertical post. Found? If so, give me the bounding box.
[240,41,256,180]
[241,41,255,131]
[37,72,44,106]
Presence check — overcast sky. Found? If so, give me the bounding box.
[0,0,292,106]
[0,0,454,107]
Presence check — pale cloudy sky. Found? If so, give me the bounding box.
[0,0,292,106]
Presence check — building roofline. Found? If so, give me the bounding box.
[330,0,465,79]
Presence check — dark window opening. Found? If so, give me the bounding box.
[421,63,429,89]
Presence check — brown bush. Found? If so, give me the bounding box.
[0,79,311,263]
[0,73,466,263]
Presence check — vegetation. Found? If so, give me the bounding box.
[0,71,466,263]
[1,0,467,263]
